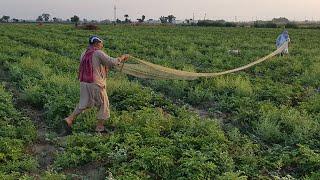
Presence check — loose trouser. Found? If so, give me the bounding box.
[72,82,110,120]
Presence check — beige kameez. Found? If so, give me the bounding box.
[72,50,120,120]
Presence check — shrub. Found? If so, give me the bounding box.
[253,21,278,28]
[255,104,319,144]
[296,144,320,173]
[285,22,299,29]
[197,20,237,27]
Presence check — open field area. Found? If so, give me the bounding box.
[0,24,319,179]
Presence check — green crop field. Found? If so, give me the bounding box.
[0,24,319,179]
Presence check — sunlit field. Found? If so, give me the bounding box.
[0,24,319,179]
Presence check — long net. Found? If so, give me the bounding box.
[115,42,287,80]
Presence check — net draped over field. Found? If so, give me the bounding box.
[116,42,288,80]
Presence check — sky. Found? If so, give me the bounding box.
[0,0,320,21]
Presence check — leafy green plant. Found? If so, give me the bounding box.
[1,24,320,179]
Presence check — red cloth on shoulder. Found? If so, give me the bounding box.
[78,46,98,83]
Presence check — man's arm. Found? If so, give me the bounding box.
[96,50,130,68]
[96,50,121,68]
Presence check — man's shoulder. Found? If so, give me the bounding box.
[95,49,106,54]
[94,50,108,57]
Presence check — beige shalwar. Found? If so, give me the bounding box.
[72,50,121,120]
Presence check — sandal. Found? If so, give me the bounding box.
[59,119,72,136]
[95,126,109,134]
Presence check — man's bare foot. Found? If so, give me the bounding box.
[95,125,106,133]
[64,117,73,127]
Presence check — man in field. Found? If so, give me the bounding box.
[64,36,129,133]
[276,30,291,55]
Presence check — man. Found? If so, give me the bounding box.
[64,35,129,133]
[276,30,291,55]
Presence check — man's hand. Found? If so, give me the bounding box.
[119,54,130,63]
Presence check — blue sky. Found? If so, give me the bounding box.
[0,0,319,21]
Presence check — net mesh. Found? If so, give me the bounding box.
[115,42,287,80]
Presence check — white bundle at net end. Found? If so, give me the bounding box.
[115,42,287,80]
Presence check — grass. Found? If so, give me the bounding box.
[0,24,319,179]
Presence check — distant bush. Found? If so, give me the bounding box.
[225,22,237,27]
[285,22,299,29]
[253,21,278,28]
[76,24,99,30]
[197,20,237,27]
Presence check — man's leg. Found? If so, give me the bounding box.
[65,105,87,127]
[95,90,110,132]
[95,104,110,132]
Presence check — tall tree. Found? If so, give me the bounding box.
[159,16,168,24]
[137,15,146,23]
[124,14,130,23]
[36,15,43,22]
[168,15,176,23]
[42,13,50,22]
[53,17,61,22]
[71,15,80,26]
[1,16,10,22]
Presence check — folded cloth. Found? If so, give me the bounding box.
[78,46,98,83]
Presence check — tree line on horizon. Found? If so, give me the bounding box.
[0,13,175,24]
[1,14,320,29]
